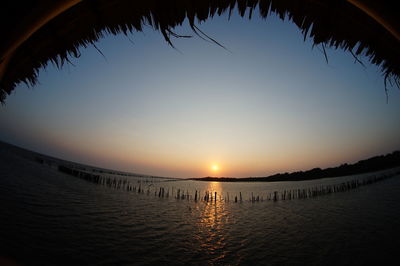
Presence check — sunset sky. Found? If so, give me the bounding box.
[1,11,399,178]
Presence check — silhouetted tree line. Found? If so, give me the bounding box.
[194,151,400,182]
[260,151,400,181]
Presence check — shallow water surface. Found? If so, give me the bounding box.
[1,146,399,265]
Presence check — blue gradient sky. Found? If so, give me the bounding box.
[1,11,399,178]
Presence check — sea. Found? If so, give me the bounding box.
[1,142,399,265]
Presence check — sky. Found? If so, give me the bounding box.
[1,11,399,178]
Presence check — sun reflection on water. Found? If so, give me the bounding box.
[193,182,230,261]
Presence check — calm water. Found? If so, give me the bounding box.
[1,145,400,265]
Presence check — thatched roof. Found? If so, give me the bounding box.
[1,0,399,102]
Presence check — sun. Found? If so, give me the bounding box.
[211,164,220,172]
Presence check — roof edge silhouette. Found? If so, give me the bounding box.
[0,0,399,102]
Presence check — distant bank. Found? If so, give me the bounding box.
[191,151,400,182]
[1,139,399,182]
[0,140,172,180]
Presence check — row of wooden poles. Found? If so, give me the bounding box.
[58,165,400,203]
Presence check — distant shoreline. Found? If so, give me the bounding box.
[0,140,175,180]
[190,151,400,182]
[1,140,399,183]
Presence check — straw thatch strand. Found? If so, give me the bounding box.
[0,0,399,102]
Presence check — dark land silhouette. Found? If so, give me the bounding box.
[1,139,398,183]
[1,139,399,204]
[192,150,400,182]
